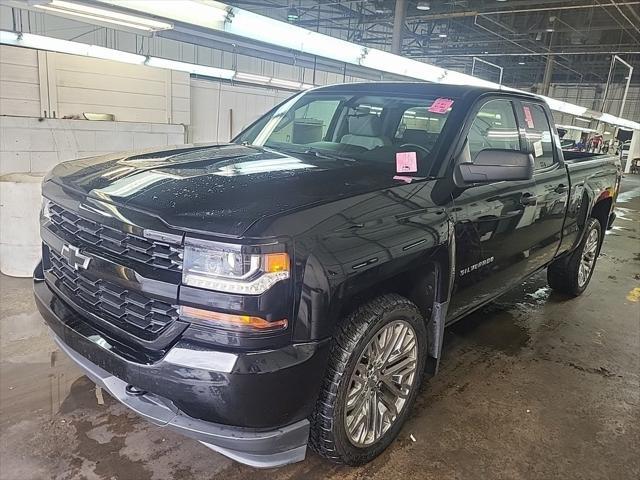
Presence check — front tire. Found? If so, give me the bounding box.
[309,294,427,465]
[548,217,602,296]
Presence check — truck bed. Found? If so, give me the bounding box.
[562,150,612,162]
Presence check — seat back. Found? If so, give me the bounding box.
[341,115,390,149]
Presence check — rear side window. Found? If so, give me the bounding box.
[521,103,555,170]
[467,99,520,161]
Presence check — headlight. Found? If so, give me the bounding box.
[41,198,52,220]
[182,238,290,295]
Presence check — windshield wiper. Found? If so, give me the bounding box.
[263,144,357,163]
[302,148,356,163]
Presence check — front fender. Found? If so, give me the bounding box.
[290,182,452,343]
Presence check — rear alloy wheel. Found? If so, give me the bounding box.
[548,217,602,296]
[577,227,599,289]
[310,294,427,465]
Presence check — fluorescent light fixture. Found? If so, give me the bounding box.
[226,7,366,65]
[598,112,639,130]
[416,2,431,11]
[269,78,304,89]
[556,124,598,133]
[360,49,444,82]
[574,117,591,123]
[234,72,271,84]
[98,0,631,123]
[95,0,227,29]
[20,0,640,130]
[542,97,588,117]
[34,0,173,32]
[0,30,233,80]
[438,33,447,38]
[287,6,299,22]
[145,57,235,79]
[0,30,146,64]
[233,72,307,91]
[0,30,314,92]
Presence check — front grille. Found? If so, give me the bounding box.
[48,203,182,271]
[48,249,179,338]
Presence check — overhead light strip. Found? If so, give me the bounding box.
[93,0,639,130]
[556,124,599,134]
[0,31,309,91]
[34,0,173,32]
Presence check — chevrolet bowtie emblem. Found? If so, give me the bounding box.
[61,244,91,271]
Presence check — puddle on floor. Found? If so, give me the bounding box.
[449,307,531,356]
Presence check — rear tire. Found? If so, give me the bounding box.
[309,294,427,465]
[548,217,602,297]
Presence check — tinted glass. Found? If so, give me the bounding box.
[522,103,555,170]
[235,91,455,173]
[467,99,520,161]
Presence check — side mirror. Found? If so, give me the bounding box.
[454,149,534,186]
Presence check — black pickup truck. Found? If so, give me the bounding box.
[34,83,620,468]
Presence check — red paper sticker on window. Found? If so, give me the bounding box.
[396,151,417,173]
[428,97,454,114]
[523,106,535,128]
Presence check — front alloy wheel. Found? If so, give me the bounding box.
[345,320,418,446]
[310,294,427,465]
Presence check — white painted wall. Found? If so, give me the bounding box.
[0,45,41,117]
[49,53,190,124]
[0,45,191,124]
[0,116,184,175]
[190,79,291,143]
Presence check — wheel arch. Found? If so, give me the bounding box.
[325,242,453,376]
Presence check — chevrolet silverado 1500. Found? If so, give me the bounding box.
[34,83,620,467]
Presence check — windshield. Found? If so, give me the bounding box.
[234,90,455,175]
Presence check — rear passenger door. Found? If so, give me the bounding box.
[516,101,570,267]
[449,97,540,320]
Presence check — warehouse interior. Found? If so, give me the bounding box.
[0,0,639,479]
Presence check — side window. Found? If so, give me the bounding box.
[467,99,520,161]
[521,103,555,170]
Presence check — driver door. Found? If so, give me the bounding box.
[448,98,540,320]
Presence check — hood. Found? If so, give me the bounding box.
[46,144,403,237]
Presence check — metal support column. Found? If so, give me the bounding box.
[391,0,407,55]
[541,54,554,96]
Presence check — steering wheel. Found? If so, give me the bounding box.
[399,143,430,155]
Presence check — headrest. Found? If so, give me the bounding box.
[348,115,382,137]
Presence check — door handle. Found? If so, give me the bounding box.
[520,193,538,206]
[554,184,569,194]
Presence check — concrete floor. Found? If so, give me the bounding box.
[1,177,639,480]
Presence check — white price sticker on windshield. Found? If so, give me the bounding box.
[533,140,544,157]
